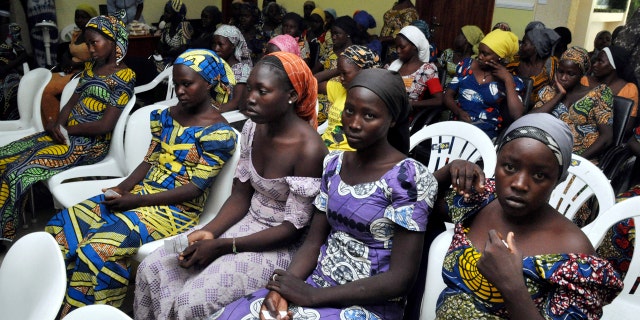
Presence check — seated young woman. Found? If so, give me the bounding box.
[0,13,136,242]
[444,29,525,140]
[212,24,253,112]
[45,48,237,317]
[432,113,623,319]
[134,52,328,320]
[211,68,438,320]
[532,46,613,160]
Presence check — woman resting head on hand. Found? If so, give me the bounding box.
[432,113,623,319]
[134,51,327,320]
[211,68,438,320]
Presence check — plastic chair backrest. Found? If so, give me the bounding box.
[0,232,66,320]
[548,154,616,221]
[18,68,52,130]
[409,121,497,177]
[612,96,634,147]
[419,228,453,320]
[122,104,170,175]
[63,304,132,320]
[59,24,77,43]
[59,76,80,110]
[134,65,175,101]
[581,197,640,319]
[108,95,138,174]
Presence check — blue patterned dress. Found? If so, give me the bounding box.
[211,151,438,320]
[45,107,237,315]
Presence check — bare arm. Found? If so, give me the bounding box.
[411,91,443,109]
[219,83,247,112]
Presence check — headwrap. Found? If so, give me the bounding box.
[174,49,235,105]
[268,34,301,56]
[353,10,376,30]
[348,69,410,154]
[310,8,325,23]
[411,20,431,40]
[85,11,129,64]
[603,45,636,84]
[341,45,380,69]
[497,113,573,182]
[267,52,318,128]
[304,1,316,7]
[214,24,253,67]
[525,21,545,34]
[167,0,186,16]
[461,25,485,56]
[560,46,590,75]
[525,27,560,58]
[492,22,511,32]
[325,8,337,20]
[400,25,430,62]
[76,4,98,18]
[480,29,519,61]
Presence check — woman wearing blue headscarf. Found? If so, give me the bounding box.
[45,48,237,317]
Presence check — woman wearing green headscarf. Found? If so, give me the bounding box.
[438,25,484,88]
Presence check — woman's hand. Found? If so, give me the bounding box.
[553,77,567,96]
[447,159,485,197]
[178,237,230,268]
[477,231,525,294]
[486,60,512,83]
[456,110,473,123]
[186,229,215,244]
[101,187,125,200]
[265,269,315,307]
[101,192,140,211]
[45,123,67,145]
[260,290,292,320]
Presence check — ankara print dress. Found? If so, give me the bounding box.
[211,151,438,320]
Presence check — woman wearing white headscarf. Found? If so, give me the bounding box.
[386,25,443,112]
[213,24,252,112]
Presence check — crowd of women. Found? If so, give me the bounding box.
[1,0,640,319]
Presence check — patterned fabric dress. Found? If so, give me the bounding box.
[45,107,237,314]
[436,179,624,319]
[0,23,24,120]
[507,55,558,107]
[449,58,525,140]
[534,83,613,155]
[211,151,437,320]
[134,119,321,320]
[401,62,442,102]
[321,81,352,152]
[0,62,135,241]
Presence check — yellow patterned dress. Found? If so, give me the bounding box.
[45,107,237,315]
[0,62,135,240]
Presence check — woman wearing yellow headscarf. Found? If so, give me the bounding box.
[443,29,525,140]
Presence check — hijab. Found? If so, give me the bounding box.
[174,49,235,104]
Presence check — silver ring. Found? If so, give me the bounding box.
[272,274,277,281]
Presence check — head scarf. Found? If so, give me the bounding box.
[214,24,253,67]
[341,45,380,69]
[497,113,573,181]
[525,21,545,35]
[560,46,590,75]
[525,28,560,58]
[310,8,326,23]
[492,22,511,32]
[325,8,337,20]
[85,11,129,64]
[411,20,431,40]
[268,34,301,56]
[348,69,410,154]
[166,0,187,19]
[267,52,318,128]
[76,4,98,18]
[304,1,316,8]
[603,45,636,84]
[399,25,430,62]
[353,10,376,30]
[480,29,519,61]
[461,25,485,56]
[174,49,235,104]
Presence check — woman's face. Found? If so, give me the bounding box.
[477,43,501,69]
[337,56,361,88]
[282,19,300,37]
[453,32,468,53]
[84,29,115,62]
[331,26,350,49]
[173,64,211,109]
[395,35,417,62]
[265,5,283,25]
[75,10,92,29]
[342,87,393,150]
[594,32,611,51]
[519,35,536,59]
[212,35,235,61]
[244,63,295,123]
[238,8,255,29]
[309,14,324,33]
[591,50,614,78]
[201,10,215,29]
[556,60,583,91]
[164,7,175,21]
[495,137,559,217]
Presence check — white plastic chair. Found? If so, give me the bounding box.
[419,228,453,320]
[134,65,175,101]
[581,197,640,319]
[0,231,66,320]
[63,304,132,320]
[549,154,616,222]
[0,68,52,146]
[409,121,497,177]
[59,24,77,43]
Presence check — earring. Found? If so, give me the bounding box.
[288,100,293,104]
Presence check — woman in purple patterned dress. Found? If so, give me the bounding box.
[133,52,327,320]
[211,68,437,320]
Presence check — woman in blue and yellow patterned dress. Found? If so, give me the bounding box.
[432,113,622,319]
[0,12,135,241]
[45,49,238,317]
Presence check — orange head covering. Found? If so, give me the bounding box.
[267,51,318,128]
